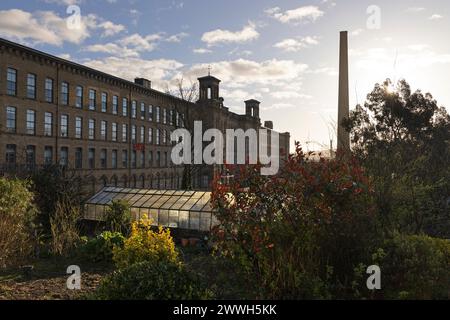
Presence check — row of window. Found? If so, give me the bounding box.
[4,144,172,170]
[5,68,185,125]
[5,107,173,145]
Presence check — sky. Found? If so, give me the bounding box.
[1,0,450,151]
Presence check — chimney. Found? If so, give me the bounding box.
[135,78,152,89]
[337,31,350,151]
[264,121,273,129]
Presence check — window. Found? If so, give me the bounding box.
[148,105,153,121]
[26,110,36,135]
[60,147,68,167]
[88,148,95,169]
[122,124,127,142]
[45,78,54,103]
[112,150,118,169]
[112,95,118,114]
[6,107,16,133]
[88,119,95,140]
[75,117,82,139]
[6,144,16,167]
[162,129,167,145]
[100,120,107,140]
[148,151,153,167]
[112,122,118,142]
[76,86,83,108]
[7,68,17,96]
[140,126,145,143]
[44,146,53,165]
[101,92,107,112]
[131,101,137,118]
[148,128,153,144]
[163,108,167,124]
[60,115,69,137]
[27,74,36,99]
[169,109,174,126]
[61,82,69,105]
[156,106,160,123]
[155,128,160,145]
[163,151,168,167]
[176,111,180,127]
[156,151,161,167]
[44,112,53,136]
[75,148,83,169]
[140,102,145,120]
[140,151,145,169]
[122,150,128,168]
[122,98,128,116]
[131,125,136,143]
[26,146,36,169]
[89,89,96,110]
[100,149,107,169]
[131,150,136,168]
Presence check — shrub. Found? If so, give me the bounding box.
[79,231,125,263]
[50,198,81,256]
[375,233,450,299]
[112,217,179,269]
[0,178,38,268]
[104,200,131,234]
[211,143,378,299]
[94,260,212,300]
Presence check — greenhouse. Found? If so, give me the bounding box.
[84,187,219,232]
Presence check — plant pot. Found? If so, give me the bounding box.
[189,237,199,247]
[181,238,189,247]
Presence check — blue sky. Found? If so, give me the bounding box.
[1,0,450,150]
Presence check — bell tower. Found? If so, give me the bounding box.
[198,75,221,101]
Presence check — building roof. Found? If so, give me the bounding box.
[84,187,217,231]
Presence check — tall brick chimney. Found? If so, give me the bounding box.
[337,31,350,151]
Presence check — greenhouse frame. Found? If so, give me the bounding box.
[84,187,219,232]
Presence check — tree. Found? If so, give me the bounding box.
[165,77,199,103]
[166,77,201,190]
[344,79,450,237]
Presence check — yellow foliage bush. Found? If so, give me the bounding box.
[112,216,179,269]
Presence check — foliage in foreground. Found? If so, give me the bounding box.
[112,217,179,269]
[375,233,450,299]
[212,145,378,299]
[93,260,212,300]
[79,231,125,263]
[0,178,38,268]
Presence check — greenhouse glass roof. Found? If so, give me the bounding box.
[84,187,218,232]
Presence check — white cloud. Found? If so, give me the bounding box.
[117,33,162,52]
[165,32,189,43]
[274,36,319,52]
[201,22,259,46]
[193,48,212,54]
[429,14,443,20]
[83,57,184,90]
[84,43,140,58]
[181,59,309,87]
[265,6,324,24]
[0,9,91,46]
[351,29,364,37]
[0,9,124,46]
[406,7,425,13]
[42,0,82,5]
[270,91,312,99]
[98,20,125,37]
